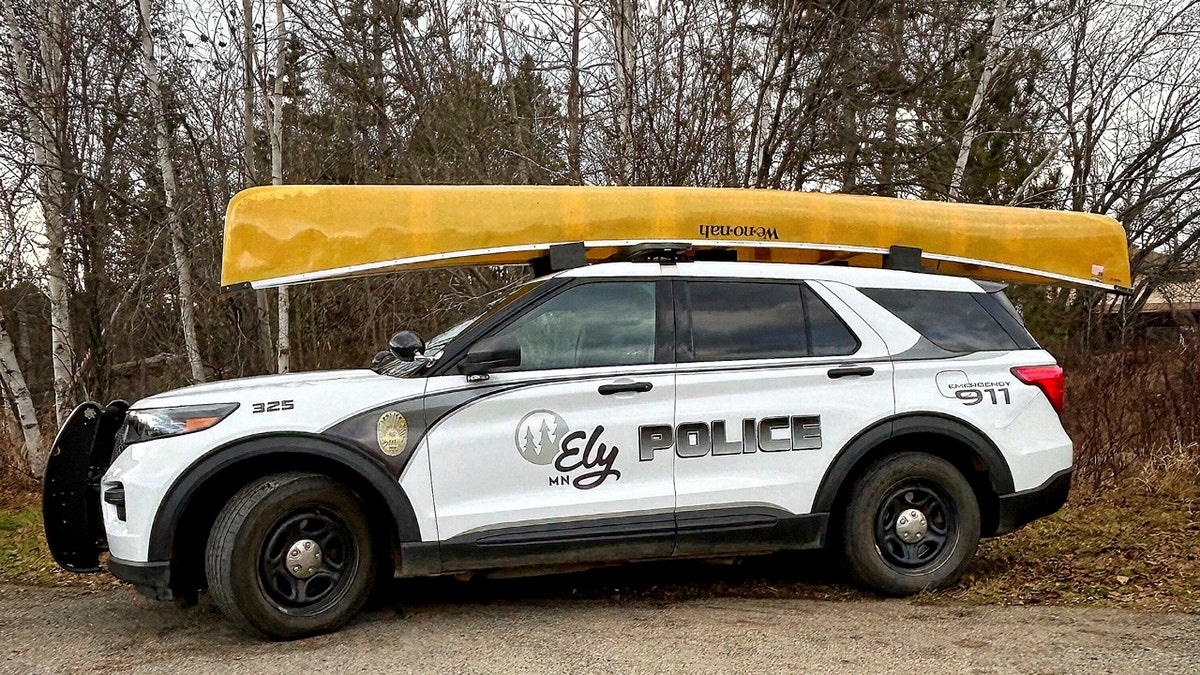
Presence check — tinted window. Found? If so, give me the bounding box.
[491,281,657,370]
[683,282,859,361]
[803,287,860,356]
[861,288,1020,352]
[688,282,808,361]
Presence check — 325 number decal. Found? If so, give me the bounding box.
[954,388,1010,406]
[252,400,294,413]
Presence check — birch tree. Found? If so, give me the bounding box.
[949,0,1008,200]
[0,309,42,476]
[269,0,289,373]
[136,0,206,382]
[3,0,76,425]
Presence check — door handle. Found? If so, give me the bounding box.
[598,381,654,395]
[827,366,875,379]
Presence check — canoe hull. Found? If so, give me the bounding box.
[221,185,1131,292]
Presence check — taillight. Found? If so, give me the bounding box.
[1011,365,1065,415]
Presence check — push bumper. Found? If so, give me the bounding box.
[994,468,1071,535]
[107,557,174,601]
[42,401,128,572]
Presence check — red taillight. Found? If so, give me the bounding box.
[1011,365,1065,415]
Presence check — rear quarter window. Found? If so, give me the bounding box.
[861,288,1036,353]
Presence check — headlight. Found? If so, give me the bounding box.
[121,403,239,445]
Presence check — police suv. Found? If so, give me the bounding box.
[45,258,1071,639]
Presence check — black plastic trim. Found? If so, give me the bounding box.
[434,507,828,573]
[811,413,1015,515]
[107,557,173,601]
[439,512,676,571]
[146,433,420,561]
[43,401,127,573]
[995,468,1071,535]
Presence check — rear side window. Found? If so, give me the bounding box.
[683,281,858,361]
[861,288,1036,352]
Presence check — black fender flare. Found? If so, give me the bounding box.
[811,413,1015,514]
[147,432,420,561]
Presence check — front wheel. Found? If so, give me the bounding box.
[840,452,980,596]
[205,472,376,639]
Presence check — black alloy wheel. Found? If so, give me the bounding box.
[873,481,954,572]
[258,508,358,614]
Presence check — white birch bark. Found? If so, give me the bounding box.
[949,0,1007,200]
[4,0,76,425]
[270,0,290,373]
[241,0,274,369]
[136,0,206,382]
[0,311,43,477]
[612,0,635,183]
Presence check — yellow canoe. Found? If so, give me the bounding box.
[221,185,1132,292]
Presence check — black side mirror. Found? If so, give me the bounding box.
[389,331,425,362]
[463,336,521,376]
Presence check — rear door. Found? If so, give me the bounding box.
[423,278,677,570]
[668,278,894,555]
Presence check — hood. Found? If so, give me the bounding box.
[133,369,397,408]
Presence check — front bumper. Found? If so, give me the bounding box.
[107,557,174,601]
[994,468,1071,535]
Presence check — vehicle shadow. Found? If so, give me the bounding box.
[372,548,867,612]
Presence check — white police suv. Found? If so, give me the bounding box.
[44,258,1071,639]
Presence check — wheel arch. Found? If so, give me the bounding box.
[813,413,1014,537]
[149,433,419,597]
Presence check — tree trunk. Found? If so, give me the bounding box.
[612,0,636,183]
[4,0,76,426]
[949,0,1007,200]
[136,0,206,383]
[241,0,274,370]
[0,310,43,477]
[495,9,530,184]
[567,0,582,184]
[270,0,290,373]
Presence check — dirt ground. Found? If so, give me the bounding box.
[2,578,1198,675]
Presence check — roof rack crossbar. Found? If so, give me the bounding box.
[531,242,587,277]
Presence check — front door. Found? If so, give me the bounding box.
[424,278,676,570]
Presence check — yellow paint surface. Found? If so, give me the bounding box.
[221,185,1132,291]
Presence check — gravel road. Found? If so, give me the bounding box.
[2,575,1198,675]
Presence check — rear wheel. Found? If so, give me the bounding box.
[206,472,375,639]
[840,452,980,595]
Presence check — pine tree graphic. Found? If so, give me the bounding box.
[537,420,555,458]
[522,426,537,457]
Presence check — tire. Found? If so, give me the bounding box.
[205,472,376,640]
[840,452,980,596]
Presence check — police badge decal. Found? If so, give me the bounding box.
[376,411,409,456]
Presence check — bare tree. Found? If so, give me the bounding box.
[949,0,1008,200]
[270,0,289,373]
[3,0,76,425]
[136,0,207,382]
[0,308,42,476]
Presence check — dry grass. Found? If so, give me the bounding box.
[947,489,1200,612]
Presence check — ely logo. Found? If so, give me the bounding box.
[514,410,620,490]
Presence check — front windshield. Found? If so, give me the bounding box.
[374,278,546,377]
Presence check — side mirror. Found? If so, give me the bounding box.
[463,336,521,376]
[389,331,425,362]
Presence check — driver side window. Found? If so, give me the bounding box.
[491,281,657,371]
